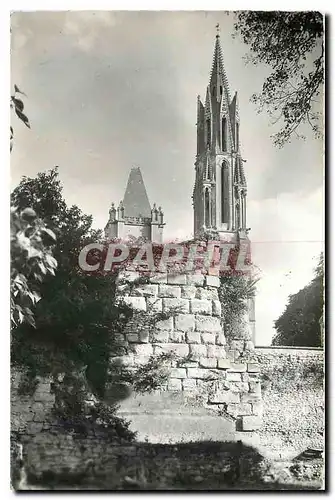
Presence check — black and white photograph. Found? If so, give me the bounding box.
[9,9,325,491]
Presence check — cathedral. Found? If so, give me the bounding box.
[105,29,249,246]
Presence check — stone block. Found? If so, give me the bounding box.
[228,363,247,373]
[226,403,252,417]
[242,415,262,431]
[181,287,197,300]
[241,392,261,403]
[196,288,218,301]
[152,330,169,343]
[186,331,201,344]
[241,373,249,382]
[170,368,187,379]
[126,333,139,343]
[205,275,220,288]
[118,270,139,283]
[244,340,255,351]
[134,344,153,357]
[169,330,185,343]
[146,297,162,312]
[207,345,226,358]
[168,378,182,391]
[182,379,197,391]
[123,296,147,311]
[212,300,222,317]
[189,344,207,357]
[138,331,149,343]
[217,358,231,370]
[133,284,158,297]
[190,299,212,315]
[187,368,210,379]
[167,273,187,285]
[158,285,181,298]
[226,372,242,382]
[150,272,167,284]
[229,382,249,393]
[216,334,226,345]
[249,381,261,394]
[195,315,221,332]
[155,317,173,332]
[201,332,216,344]
[248,363,260,373]
[174,313,195,332]
[199,357,217,368]
[226,350,238,361]
[154,343,189,357]
[208,391,240,404]
[163,298,189,314]
[186,274,205,286]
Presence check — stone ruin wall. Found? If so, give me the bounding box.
[114,269,262,432]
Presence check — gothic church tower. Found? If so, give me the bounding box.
[193,29,248,240]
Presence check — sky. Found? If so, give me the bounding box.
[10,10,324,345]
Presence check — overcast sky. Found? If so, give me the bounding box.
[10,11,324,345]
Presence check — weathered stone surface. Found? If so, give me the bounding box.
[244,340,255,351]
[212,300,222,316]
[196,288,218,301]
[241,392,261,403]
[167,274,187,285]
[208,391,240,404]
[123,296,147,311]
[186,331,201,344]
[163,298,189,314]
[226,403,253,417]
[190,299,212,315]
[230,340,245,351]
[168,378,182,391]
[228,382,249,393]
[228,363,247,373]
[187,368,210,379]
[146,297,163,312]
[126,333,139,343]
[186,274,205,287]
[152,330,169,343]
[247,363,260,373]
[205,275,220,288]
[249,381,261,394]
[199,357,217,368]
[117,270,139,283]
[189,344,207,358]
[150,272,167,284]
[138,331,149,343]
[217,358,231,370]
[201,332,215,344]
[169,330,185,343]
[216,334,226,345]
[180,286,196,299]
[133,284,159,297]
[174,314,195,332]
[154,343,189,357]
[170,368,187,379]
[195,315,221,332]
[226,372,242,382]
[242,415,262,431]
[159,285,181,298]
[182,379,197,390]
[155,317,174,332]
[207,345,226,358]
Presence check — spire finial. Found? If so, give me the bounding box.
[216,23,220,37]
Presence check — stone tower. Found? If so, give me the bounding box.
[193,30,248,241]
[105,166,165,243]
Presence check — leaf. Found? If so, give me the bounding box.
[14,84,26,96]
[12,97,24,112]
[15,108,30,128]
[41,227,57,241]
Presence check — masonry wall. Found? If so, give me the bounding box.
[114,270,262,432]
[253,347,324,457]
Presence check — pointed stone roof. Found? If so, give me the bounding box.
[122,167,152,218]
[210,33,231,103]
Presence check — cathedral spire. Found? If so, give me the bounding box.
[209,26,231,103]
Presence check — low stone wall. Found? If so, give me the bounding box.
[114,270,262,431]
[253,347,324,457]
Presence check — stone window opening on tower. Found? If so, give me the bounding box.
[204,188,210,227]
[221,116,227,152]
[221,162,229,224]
[206,118,211,146]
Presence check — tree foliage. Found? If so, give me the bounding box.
[10,84,30,151]
[233,11,324,146]
[272,254,324,346]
